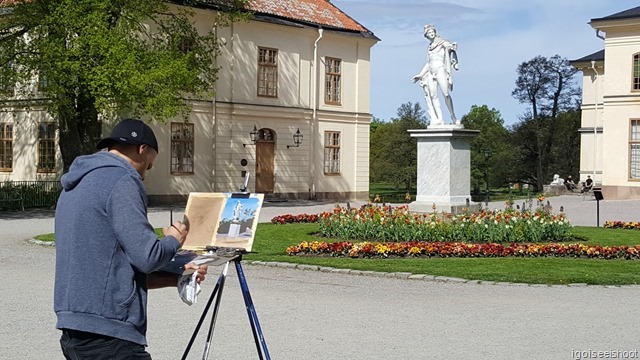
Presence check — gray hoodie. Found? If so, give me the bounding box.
[54,151,179,346]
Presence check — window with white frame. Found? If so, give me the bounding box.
[171,122,194,174]
[630,119,640,179]
[325,57,341,104]
[634,54,640,91]
[323,131,340,175]
[0,123,13,171]
[38,70,51,93]
[257,47,278,97]
[37,122,56,173]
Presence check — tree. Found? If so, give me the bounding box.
[370,102,427,190]
[548,109,581,179]
[370,116,384,135]
[511,55,580,190]
[460,105,511,195]
[512,55,578,120]
[0,0,248,171]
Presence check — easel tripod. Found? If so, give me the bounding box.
[181,251,271,360]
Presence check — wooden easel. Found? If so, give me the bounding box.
[181,187,270,360]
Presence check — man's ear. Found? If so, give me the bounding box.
[139,144,148,154]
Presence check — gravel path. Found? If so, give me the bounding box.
[1,195,639,359]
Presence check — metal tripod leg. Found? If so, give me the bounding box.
[181,261,230,360]
[235,260,271,360]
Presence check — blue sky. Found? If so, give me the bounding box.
[331,0,639,126]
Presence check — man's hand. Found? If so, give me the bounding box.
[183,263,208,284]
[163,221,188,247]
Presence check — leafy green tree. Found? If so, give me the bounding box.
[512,55,578,120]
[511,55,580,190]
[548,109,581,180]
[460,105,511,194]
[370,102,427,190]
[370,116,384,135]
[0,0,248,171]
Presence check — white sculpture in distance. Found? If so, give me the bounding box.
[411,24,461,127]
[550,174,564,186]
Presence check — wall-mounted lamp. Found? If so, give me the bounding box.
[287,128,303,149]
[243,125,259,147]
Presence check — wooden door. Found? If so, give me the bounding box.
[255,140,275,193]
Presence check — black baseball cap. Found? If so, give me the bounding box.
[96,118,159,152]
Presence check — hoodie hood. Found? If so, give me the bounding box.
[61,151,140,192]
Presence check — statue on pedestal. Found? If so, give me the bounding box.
[228,200,243,238]
[411,24,460,126]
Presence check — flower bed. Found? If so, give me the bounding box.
[286,240,640,260]
[604,221,640,230]
[317,204,571,243]
[271,213,319,224]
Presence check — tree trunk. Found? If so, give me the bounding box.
[56,86,100,173]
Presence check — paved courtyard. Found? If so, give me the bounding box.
[1,195,639,359]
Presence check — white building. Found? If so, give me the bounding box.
[0,0,379,203]
[571,6,640,200]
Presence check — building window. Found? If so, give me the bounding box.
[0,123,13,171]
[171,122,194,174]
[634,54,640,91]
[257,47,277,97]
[325,57,341,104]
[631,120,640,179]
[37,122,56,173]
[0,62,14,96]
[38,71,51,93]
[323,131,340,175]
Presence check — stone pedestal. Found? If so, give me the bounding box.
[228,222,241,238]
[407,126,479,213]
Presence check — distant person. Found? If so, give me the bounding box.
[411,24,459,126]
[581,175,594,193]
[54,118,208,359]
[564,175,577,191]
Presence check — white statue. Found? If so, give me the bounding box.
[232,200,243,222]
[411,24,460,126]
[550,174,564,186]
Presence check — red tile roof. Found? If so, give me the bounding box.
[246,0,367,32]
[1,0,377,38]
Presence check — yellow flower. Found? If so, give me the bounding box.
[408,246,422,255]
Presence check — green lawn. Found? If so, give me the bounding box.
[36,223,640,285]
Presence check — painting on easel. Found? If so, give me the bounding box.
[181,192,264,252]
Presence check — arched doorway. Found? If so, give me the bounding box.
[255,128,275,193]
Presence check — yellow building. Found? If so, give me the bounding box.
[571,6,640,199]
[0,0,379,203]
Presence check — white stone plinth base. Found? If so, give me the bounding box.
[228,223,241,238]
[407,127,479,214]
[409,200,480,215]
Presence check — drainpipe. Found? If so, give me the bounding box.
[591,60,598,184]
[310,27,323,199]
